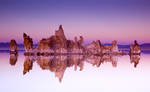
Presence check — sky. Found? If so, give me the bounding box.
[0,0,150,44]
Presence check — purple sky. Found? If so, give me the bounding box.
[0,0,150,44]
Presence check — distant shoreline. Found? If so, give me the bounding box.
[0,42,150,48]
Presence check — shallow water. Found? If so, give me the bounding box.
[0,51,150,92]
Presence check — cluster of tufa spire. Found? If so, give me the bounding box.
[10,25,141,56]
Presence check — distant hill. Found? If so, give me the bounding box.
[0,42,24,48]
[104,43,130,49]
[140,43,150,49]
[0,42,10,48]
[104,43,150,49]
[0,42,37,48]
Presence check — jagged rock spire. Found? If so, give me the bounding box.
[55,25,66,40]
[23,33,33,52]
[134,40,139,46]
[59,25,63,30]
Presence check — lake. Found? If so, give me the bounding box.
[0,50,150,92]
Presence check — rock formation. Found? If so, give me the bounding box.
[111,40,118,53]
[35,25,85,55]
[37,38,52,53]
[86,40,119,54]
[10,39,18,53]
[130,40,141,55]
[71,36,84,54]
[23,33,33,52]
[54,25,67,53]
[21,25,139,56]
[55,25,67,42]
[47,25,67,53]
[101,40,119,54]
[86,41,99,54]
[66,40,74,52]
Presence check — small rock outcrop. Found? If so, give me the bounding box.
[23,33,33,52]
[86,40,119,54]
[37,38,51,53]
[71,36,84,54]
[130,40,141,55]
[101,45,112,54]
[101,40,119,54]
[10,39,18,52]
[86,41,99,54]
[111,40,118,53]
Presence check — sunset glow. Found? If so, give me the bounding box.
[0,0,150,44]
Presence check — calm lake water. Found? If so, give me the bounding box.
[0,51,150,92]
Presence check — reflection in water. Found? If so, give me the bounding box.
[9,54,141,82]
[85,55,118,68]
[130,55,140,68]
[37,56,67,82]
[9,54,18,66]
[23,56,34,75]
[37,55,84,82]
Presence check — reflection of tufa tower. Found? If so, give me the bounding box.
[130,55,140,68]
[23,57,33,75]
[9,54,18,66]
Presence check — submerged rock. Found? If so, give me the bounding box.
[10,39,18,52]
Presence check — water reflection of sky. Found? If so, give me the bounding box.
[0,52,150,92]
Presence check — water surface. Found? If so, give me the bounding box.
[0,51,150,92]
